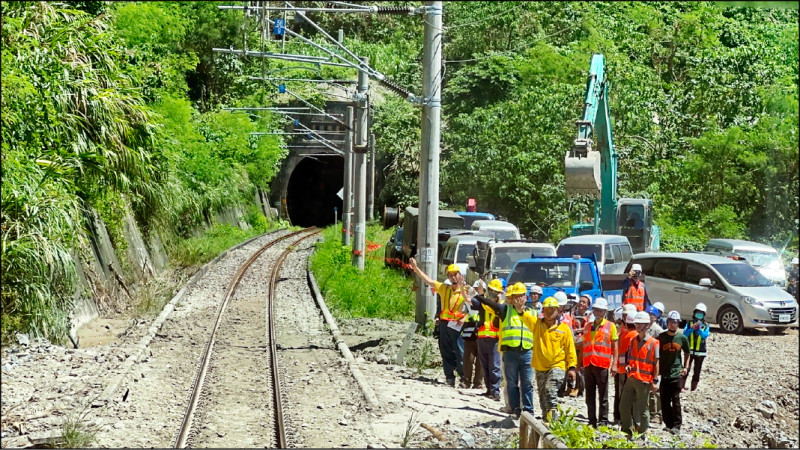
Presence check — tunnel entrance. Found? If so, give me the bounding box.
[286,156,344,227]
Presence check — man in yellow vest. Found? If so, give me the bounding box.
[531,296,577,422]
[474,282,535,417]
[410,257,468,387]
[466,278,504,400]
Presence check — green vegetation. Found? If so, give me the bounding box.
[548,406,717,449]
[310,223,414,320]
[2,2,797,342]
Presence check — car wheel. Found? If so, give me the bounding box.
[718,306,743,334]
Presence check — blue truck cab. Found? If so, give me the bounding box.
[505,255,623,311]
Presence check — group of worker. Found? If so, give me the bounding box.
[409,258,710,440]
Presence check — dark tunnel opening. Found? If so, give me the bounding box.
[286,156,344,227]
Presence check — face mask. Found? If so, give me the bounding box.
[588,313,596,323]
[694,312,705,320]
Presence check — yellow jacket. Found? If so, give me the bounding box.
[529,316,577,372]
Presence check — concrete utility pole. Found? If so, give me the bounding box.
[342,106,354,245]
[352,57,369,270]
[367,132,376,221]
[415,1,443,325]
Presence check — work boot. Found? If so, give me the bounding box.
[492,394,501,402]
[459,380,470,389]
[500,405,513,414]
[472,383,482,389]
[691,380,699,391]
[446,378,456,387]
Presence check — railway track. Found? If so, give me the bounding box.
[174,227,320,448]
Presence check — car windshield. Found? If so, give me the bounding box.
[735,250,781,269]
[557,244,602,259]
[712,263,773,287]
[507,262,577,288]
[492,247,551,270]
[494,230,519,240]
[456,244,476,263]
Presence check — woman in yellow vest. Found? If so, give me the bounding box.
[410,257,468,387]
[474,282,535,417]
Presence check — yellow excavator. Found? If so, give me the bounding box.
[564,54,660,254]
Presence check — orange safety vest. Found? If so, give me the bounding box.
[561,313,574,330]
[439,285,466,321]
[477,304,500,339]
[582,320,614,369]
[627,335,658,383]
[617,329,639,373]
[623,282,645,311]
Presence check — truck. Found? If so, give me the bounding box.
[505,255,626,313]
[564,54,660,254]
[400,206,465,266]
[466,240,557,287]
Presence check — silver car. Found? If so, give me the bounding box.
[626,253,798,334]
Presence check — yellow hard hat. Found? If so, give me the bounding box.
[542,297,559,308]
[446,264,460,274]
[506,282,527,297]
[488,278,504,293]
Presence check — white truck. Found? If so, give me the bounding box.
[466,240,557,286]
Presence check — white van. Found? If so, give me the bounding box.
[626,252,798,334]
[556,234,633,274]
[437,234,491,281]
[704,239,787,287]
[470,220,520,241]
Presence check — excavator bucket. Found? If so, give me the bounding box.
[565,138,602,197]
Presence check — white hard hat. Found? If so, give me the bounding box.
[530,285,543,295]
[667,310,681,321]
[625,311,637,324]
[652,302,665,314]
[593,297,608,310]
[473,279,486,289]
[793,257,799,265]
[613,307,624,321]
[631,264,643,272]
[695,303,707,313]
[634,311,651,324]
[623,303,637,314]
[554,291,569,306]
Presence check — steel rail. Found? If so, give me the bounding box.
[268,229,322,448]
[174,228,316,448]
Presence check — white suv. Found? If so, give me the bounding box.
[626,252,798,334]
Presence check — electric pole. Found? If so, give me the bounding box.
[415,1,442,325]
[367,132,376,221]
[352,57,369,270]
[342,106,354,245]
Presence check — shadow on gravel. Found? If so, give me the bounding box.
[348,338,385,351]
[398,374,441,384]
[414,401,508,418]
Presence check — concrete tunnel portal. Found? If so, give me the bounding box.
[286,156,344,228]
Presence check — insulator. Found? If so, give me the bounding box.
[378,78,413,99]
[377,6,414,15]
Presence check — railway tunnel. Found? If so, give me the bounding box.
[285,156,344,227]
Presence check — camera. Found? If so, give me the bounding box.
[633,270,642,277]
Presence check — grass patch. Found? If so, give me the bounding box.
[133,269,182,317]
[168,223,267,268]
[310,223,414,320]
[58,406,97,448]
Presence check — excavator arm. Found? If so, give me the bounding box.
[565,54,617,234]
